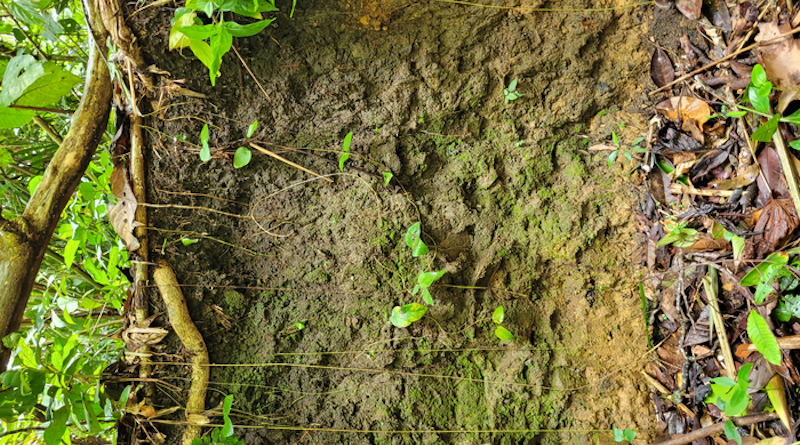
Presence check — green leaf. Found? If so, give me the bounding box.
[247,120,258,138]
[382,172,393,186]
[495,326,514,340]
[222,394,234,437]
[0,53,44,107]
[7,0,63,41]
[622,429,636,442]
[63,239,80,269]
[775,295,800,322]
[44,406,69,445]
[607,149,618,167]
[747,311,781,365]
[740,252,789,286]
[656,226,699,248]
[723,420,741,445]
[169,11,196,49]
[223,18,274,37]
[177,23,220,40]
[233,146,252,168]
[752,113,780,143]
[421,288,433,305]
[209,25,232,84]
[339,131,353,171]
[781,108,800,125]
[189,39,214,75]
[200,124,211,162]
[181,238,199,246]
[747,85,771,114]
[726,110,747,118]
[404,222,429,257]
[418,270,445,287]
[14,61,81,108]
[0,106,36,128]
[389,303,427,328]
[791,139,800,150]
[492,305,505,324]
[751,64,767,88]
[83,400,101,434]
[507,78,518,91]
[612,428,624,442]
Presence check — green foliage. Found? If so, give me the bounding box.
[404,222,429,257]
[389,303,428,328]
[775,294,800,322]
[724,420,742,445]
[503,78,523,103]
[339,131,352,171]
[656,222,699,248]
[413,269,445,305]
[739,252,791,304]
[170,0,278,85]
[705,363,752,417]
[612,427,636,443]
[192,394,244,445]
[200,123,211,161]
[233,146,251,168]
[382,172,393,186]
[491,305,514,340]
[747,311,781,365]
[607,131,647,167]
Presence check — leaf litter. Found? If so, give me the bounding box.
[639,2,800,444]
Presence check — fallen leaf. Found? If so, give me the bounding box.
[690,149,729,183]
[656,97,712,140]
[708,0,732,31]
[744,197,800,259]
[756,146,789,206]
[765,374,790,429]
[652,122,704,154]
[675,0,701,21]
[755,18,800,92]
[650,47,675,88]
[109,162,141,252]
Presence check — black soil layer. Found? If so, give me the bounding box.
[129,0,667,443]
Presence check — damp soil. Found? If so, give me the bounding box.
[128,1,677,443]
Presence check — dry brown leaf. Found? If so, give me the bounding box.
[675,0,701,21]
[756,18,800,91]
[753,437,790,445]
[711,162,760,190]
[109,162,141,252]
[687,234,730,252]
[656,97,712,141]
[756,146,789,205]
[744,197,800,259]
[650,47,674,88]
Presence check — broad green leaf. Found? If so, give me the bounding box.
[44,406,69,445]
[656,226,699,248]
[83,259,109,285]
[747,311,781,365]
[175,23,219,40]
[0,53,43,107]
[209,25,232,83]
[404,222,428,257]
[752,113,780,142]
[622,429,636,442]
[726,111,747,118]
[63,238,80,269]
[782,108,800,125]
[0,106,36,128]
[189,39,214,72]
[247,119,258,137]
[17,342,38,368]
[389,303,427,328]
[199,124,211,161]
[383,172,393,186]
[223,18,274,37]
[421,288,433,305]
[723,420,741,445]
[492,305,505,324]
[507,78,518,91]
[83,399,101,434]
[169,11,196,50]
[495,326,514,340]
[747,85,771,114]
[751,64,767,88]
[740,252,789,286]
[15,61,81,108]
[612,428,624,442]
[181,238,199,246]
[775,294,800,322]
[418,270,445,287]
[607,149,618,167]
[7,0,63,41]
[233,146,252,168]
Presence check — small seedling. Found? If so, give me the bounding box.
[656,220,699,248]
[503,78,523,103]
[199,124,211,162]
[192,394,243,445]
[181,238,199,246]
[492,305,514,340]
[413,270,445,305]
[339,131,353,171]
[612,427,636,443]
[382,172,393,186]
[389,303,428,328]
[723,420,742,445]
[705,363,752,417]
[233,120,258,168]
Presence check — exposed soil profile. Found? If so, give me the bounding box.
[128,0,669,443]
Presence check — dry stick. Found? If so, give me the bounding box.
[231,46,270,99]
[649,26,800,96]
[771,112,800,214]
[263,142,383,179]
[703,266,736,380]
[9,105,73,115]
[651,412,779,445]
[250,142,334,183]
[153,260,209,445]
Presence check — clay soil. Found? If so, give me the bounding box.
[129,0,672,443]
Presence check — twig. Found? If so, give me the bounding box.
[250,142,334,183]
[651,412,779,445]
[9,105,73,115]
[232,46,270,99]
[703,266,736,380]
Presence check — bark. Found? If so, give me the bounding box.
[0,0,112,372]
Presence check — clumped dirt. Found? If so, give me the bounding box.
[129,0,670,443]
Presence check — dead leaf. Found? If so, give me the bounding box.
[765,374,791,429]
[690,149,729,183]
[675,0,701,21]
[755,18,800,91]
[656,97,712,140]
[684,306,711,346]
[650,47,675,88]
[687,234,730,252]
[744,197,800,259]
[756,146,789,206]
[753,437,791,445]
[652,122,704,154]
[109,162,141,252]
[708,0,731,32]
[711,162,760,190]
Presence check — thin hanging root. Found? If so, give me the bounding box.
[153,260,209,445]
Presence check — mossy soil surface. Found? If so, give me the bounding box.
[131,1,662,443]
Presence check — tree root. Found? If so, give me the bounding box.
[153,260,209,445]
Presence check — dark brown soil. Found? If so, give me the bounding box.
[128,0,678,443]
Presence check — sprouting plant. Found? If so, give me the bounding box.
[389,223,446,328]
[705,363,753,417]
[655,220,700,248]
[503,78,523,103]
[339,131,353,171]
[612,427,636,443]
[233,120,258,168]
[200,123,211,162]
[607,130,647,167]
[724,420,742,445]
[192,394,244,445]
[492,305,513,340]
[382,172,393,186]
[169,0,278,86]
